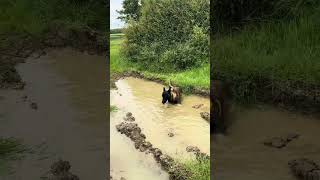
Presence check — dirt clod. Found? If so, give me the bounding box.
[30,102,38,110]
[47,160,79,180]
[263,133,299,148]
[289,158,320,180]
[192,104,204,109]
[200,112,210,122]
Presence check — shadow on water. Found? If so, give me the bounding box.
[110,77,210,180]
[212,105,320,180]
[0,49,107,180]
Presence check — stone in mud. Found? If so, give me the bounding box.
[126,112,132,117]
[186,146,200,153]
[186,145,210,160]
[30,102,38,110]
[159,154,174,170]
[168,163,191,180]
[200,112,210,122]
[152,148,163,161]
[286,133,300,141]
[192,104,204,109]
[168,132,174,137]
[263,133,300,148]
[123,116,135,122]
[48,160,79,180]
[21,95,28,102]
[139,141,152,152]
[289,158,320,180]
[263,137,287,148]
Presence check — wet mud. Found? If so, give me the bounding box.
[0,49,107,179]
[110,77,210,180]
[213,105,320,180]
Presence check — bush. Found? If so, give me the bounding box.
[122,0,209,72]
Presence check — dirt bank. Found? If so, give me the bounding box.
[110,71,210,98]
[0,22,108,90]
[214,73,320,113]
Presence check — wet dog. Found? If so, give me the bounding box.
[162,85,182,104]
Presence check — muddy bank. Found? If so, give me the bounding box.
[212,105,320,180]
[116,112,209,180]
[0,22,108,90]
[110,71,210,97]
[0,49,107,179]
[214,73,320,113]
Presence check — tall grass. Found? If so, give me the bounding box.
[212,10,320,102]
[110,34,210,93]
[0,0,107,35]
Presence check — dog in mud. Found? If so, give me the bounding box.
[162,83,182,104]
[211,80,232,134]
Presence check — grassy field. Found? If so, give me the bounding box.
[110,33,210,94]
[212,14,320,103]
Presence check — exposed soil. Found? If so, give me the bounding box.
[0,22,108,90]
[214,73,320,114]
[110,71,210,98]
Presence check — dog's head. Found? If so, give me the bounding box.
[162,87,171,104]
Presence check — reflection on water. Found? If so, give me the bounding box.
[110,77,210,180]
[213,105,320,180]
[0,49,107,180]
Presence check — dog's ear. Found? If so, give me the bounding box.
[163,87,166,92]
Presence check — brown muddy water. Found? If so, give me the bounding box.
[110,77,210,180]
[0,49,107,180]
[213,105,320,180]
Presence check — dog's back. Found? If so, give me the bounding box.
[170,86,182,104]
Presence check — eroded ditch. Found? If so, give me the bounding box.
[110,77,210,180]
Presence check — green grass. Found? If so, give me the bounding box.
[181,157,210,180]
[213,14,320,102]
[0,137,29,176]
[110,105,118,112]
[0,0,107,35]
[110,34,209,93]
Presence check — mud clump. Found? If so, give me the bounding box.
[123,112,135,122]
[200,112,210,122]
[168,132,174,137]
[186,146,210,160]
[30,102,38,110]
[263,133,299,148]
[288,158,320,180]
[192,104,204,109]
[46,160,79,180]
[116,113,191,180]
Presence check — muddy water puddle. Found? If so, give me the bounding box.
[110,77,210,180]
[0,49,107,180]
[213,105,320,180]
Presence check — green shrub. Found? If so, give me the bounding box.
[122,0,209,72]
